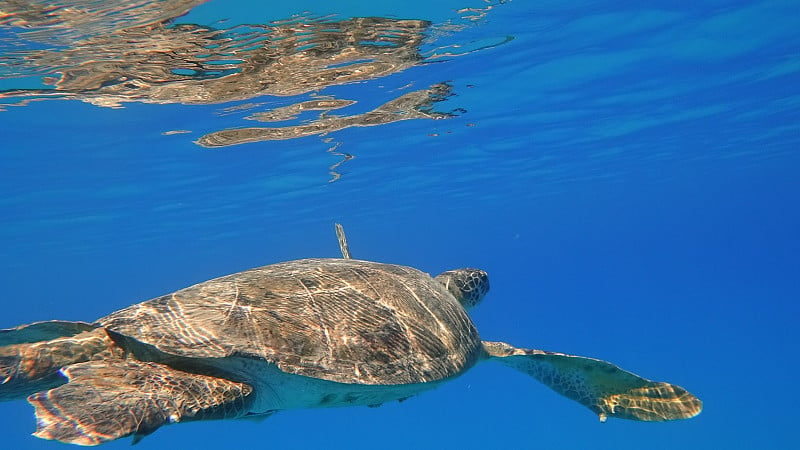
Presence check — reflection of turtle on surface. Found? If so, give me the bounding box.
[0,224,702,445]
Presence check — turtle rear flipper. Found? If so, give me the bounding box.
[1,324,119,401]
[483,341,702,422]
[29,359,254,445]
[0,321,97,346]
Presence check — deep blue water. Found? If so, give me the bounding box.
[1,1,798,449]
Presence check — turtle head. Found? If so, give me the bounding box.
[434,268,490,311]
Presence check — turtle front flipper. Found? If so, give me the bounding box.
[482,341,702,422]
[29,359,254,445]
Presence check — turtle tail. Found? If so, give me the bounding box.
[0,321,121,401]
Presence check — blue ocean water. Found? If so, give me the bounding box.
[1,0,798,449]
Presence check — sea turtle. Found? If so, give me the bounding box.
[0,224,702,445]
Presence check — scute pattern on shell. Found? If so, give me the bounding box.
[97,259,483,385]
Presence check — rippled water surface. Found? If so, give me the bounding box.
[1,1,798,449]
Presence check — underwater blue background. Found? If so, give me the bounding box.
[1,0,798,449]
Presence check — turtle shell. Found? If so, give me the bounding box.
[97,258,483,385]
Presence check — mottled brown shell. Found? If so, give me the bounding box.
[97,259,482,385]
